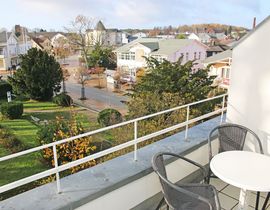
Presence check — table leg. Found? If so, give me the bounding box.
[238,188,249,210]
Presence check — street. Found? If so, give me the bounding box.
[66,82,128,114]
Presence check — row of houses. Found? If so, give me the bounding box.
[112,37,233,88]
[0,29,71,71]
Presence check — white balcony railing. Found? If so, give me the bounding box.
[0,94,227,194]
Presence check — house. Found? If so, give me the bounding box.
[215,32,227,40]
[133,32,147,38]
[188,32,213,44]
[86,20,123,46]
[51,33,68,47]
[114,38,208,82]
[198,33,212,44]
[188,33,200,41]
[17,33,32,55]
[203,49,232,89]
[30,37,44,51]
[206,44,229,57]
[0,31,19,70]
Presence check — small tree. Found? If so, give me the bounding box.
[88,44,117,70]
[8,48,62,101]
[37,114,96,173]
[75,65,90,100]
[61,66,70,93]
[97,108,122,127]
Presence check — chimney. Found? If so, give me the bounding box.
[253,17,256,29]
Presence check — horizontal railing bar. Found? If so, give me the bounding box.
[0,107,226,193]
[134,94,227,122]
[0,94,227,163]
[136,109,224,144]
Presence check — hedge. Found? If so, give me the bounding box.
[52,93,72,107]
[1,101,23,119]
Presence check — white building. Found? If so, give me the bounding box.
[114,38,208,82]
[188,33,200,41]
[86,21,123,46]
[51,33,68,48]
[203,49,232,89]
[227,15,270,154]
[0,31,19,70]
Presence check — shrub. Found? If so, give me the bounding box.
[97,109,123,127]
[52,93,72,107]
[37,114,96,173]
[0,81,12,99]
[0,125,25,153]
[0,101,23,119]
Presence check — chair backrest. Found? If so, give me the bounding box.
[152,152,213,210]
[208,123,263,160]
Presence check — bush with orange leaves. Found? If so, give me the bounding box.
[37,114,96,173]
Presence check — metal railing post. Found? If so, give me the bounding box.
[185,105,190,141]
[134,121,138,161]
[220,95,226,124]
[53,145,61,193]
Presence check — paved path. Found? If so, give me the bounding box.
[66,82,128,114]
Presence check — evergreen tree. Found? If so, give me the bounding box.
[88,44,116,69]
[128,57,215,118]
[8,48,63,101]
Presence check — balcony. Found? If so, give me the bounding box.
[1,94,267,210]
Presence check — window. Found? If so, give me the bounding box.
[194,52,197,60]
[130,52,135,60]
[221,67,230,79]
[185,52,189,61]
[119,52,135,60]
[198,52,201,60]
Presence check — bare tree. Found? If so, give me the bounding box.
[54,37,71,64]
[75,65,90,100]
[65,15,95,68]
[61,66,70,93]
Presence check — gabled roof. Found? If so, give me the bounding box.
[140,42,159,51]
[28,32,66,40]
[114,38,207,57]
[31,37,44,49]
[0,31,18,44]
[150,39,196,56]
[114,38,161,53]
[203,49,232,64]
[198,33,211,40]
[207,44,229,52]
[95,20,106,31]
[233,15,270,49]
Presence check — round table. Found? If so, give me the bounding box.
[210,151,270,210]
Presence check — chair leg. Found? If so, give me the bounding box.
[262,192,270,210]
[255,192,260,210]
[155,197,165,210]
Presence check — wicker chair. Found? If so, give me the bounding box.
[152,152,221,210]
[208,123,263,209]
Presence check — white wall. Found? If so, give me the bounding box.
[75,142,218,210]
[227,18,270,154]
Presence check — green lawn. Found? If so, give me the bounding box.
[0,118,40,148]
[0,100,98,189]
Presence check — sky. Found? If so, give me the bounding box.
[0,0,269,31]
